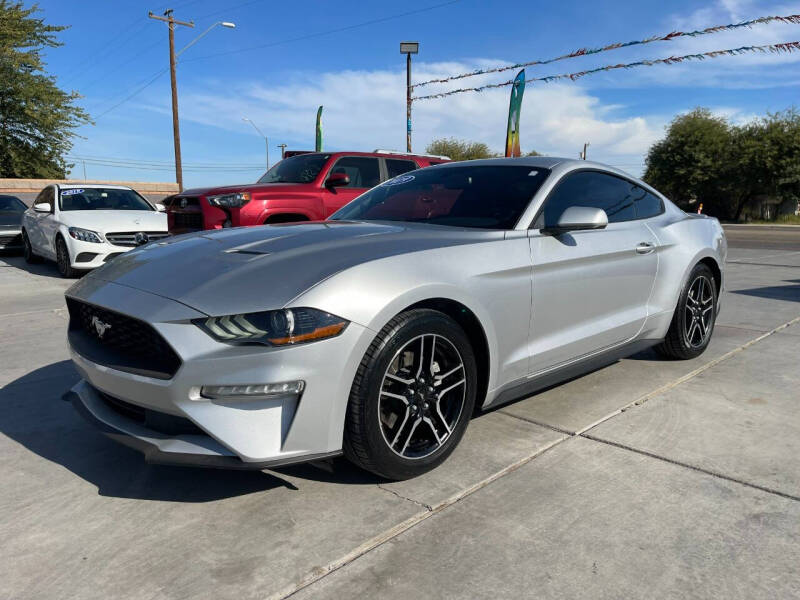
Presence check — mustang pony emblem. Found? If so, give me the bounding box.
[90,315,112,338]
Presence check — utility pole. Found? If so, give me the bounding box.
[400,42,419,153]
[149,9,194,191]
[277,143,288,159]
[581,142,590,160]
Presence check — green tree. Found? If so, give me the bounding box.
[643,108,735,217]
[426,138,541,161]
[644,107,800,220]
[426,138,497,161]
[0,1,90,178]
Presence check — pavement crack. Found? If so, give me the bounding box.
[582,433,800,503]
[496,410,576,435]
[377,484,432,511]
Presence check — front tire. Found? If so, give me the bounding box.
[655,263,717,360]
[344,309,477,480]
[56,235,78,278]
[22,230,42,263]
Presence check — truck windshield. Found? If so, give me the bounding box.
[330,165,551,229]
[257,154,331,184]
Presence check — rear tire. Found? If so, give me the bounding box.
[22,230,42,263]
[655,263,717,360]
[344,309,477,480]
[56,236,78,278]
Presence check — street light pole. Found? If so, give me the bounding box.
[149,12,235,191]
[277,143,288,159]
[243,117,268,170]
[400,42,419,153]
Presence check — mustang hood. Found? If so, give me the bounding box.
[76,221,501,316]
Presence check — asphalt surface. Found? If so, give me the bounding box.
[1,225,799,599]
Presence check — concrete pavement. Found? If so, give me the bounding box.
[1,228,799,599]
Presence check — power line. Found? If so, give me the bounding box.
[92,67,169,120]
[182,0,461,63]
[412,13,800,89]
[89,0,461,119]
[412,41,800,101]
[68,154,265,167]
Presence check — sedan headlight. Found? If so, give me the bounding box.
[207,192,250,208]
[195,308,348,346]
[68,227,103,243]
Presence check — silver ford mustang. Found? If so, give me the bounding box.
[63,157,726,480]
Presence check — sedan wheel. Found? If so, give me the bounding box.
[56,236,78,278]
[22,230,41,264]
[656,263,717,360]
[344,309,477,480]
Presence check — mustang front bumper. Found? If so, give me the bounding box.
[65,279,374,468]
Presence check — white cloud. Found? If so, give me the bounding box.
[148,61,664,176]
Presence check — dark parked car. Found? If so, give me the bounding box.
[0,195,27,252]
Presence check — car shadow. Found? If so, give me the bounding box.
[0,253,75,281]
[0,361,302,502]
[731,280,800,303]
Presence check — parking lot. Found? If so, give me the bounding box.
[1,225,799,599]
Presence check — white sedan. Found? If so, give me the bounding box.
[22,184,169,277]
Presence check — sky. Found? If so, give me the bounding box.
[34,0,800,188]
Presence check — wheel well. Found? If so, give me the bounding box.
[698,257,721,293]
[264,213,310,224]
[405,298,490,410]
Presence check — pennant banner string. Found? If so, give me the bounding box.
[412,41,800,101]
[412,13,800,90]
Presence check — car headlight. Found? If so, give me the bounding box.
[207,192,250,208]
[195,308,348,346]
[68,227,103,243]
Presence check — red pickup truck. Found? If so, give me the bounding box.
[165,150,449,233]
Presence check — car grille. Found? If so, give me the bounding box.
[105,231,170,247]
[171,212,204,232]
[66,298,182,380]
[0,232,22,247]
[97,390,204,436]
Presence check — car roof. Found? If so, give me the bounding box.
[56,183,135,190]
[286,151,442,160]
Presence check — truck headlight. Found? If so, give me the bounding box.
[207,192,250,208]
[68,227,103,243]
[195,308,348,346]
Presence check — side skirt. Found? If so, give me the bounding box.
[484,338,662,411]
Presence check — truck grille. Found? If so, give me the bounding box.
[170,212,204,232]
[66,298,182,380]
[105,231,170,247]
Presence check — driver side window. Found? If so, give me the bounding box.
[537,171,636,228]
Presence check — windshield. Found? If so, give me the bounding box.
[330,165,551,229]
[257,153,330,184]
[59,188,154,211]
[0,196,26,212]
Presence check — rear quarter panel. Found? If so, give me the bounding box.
[641,208,726,339]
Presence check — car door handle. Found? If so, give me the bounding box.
[635,242,655,255]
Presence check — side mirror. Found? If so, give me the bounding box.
[325,172,350,188]
[155,203,166,212]
[34,203,51,213]
[543,206,608,235]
